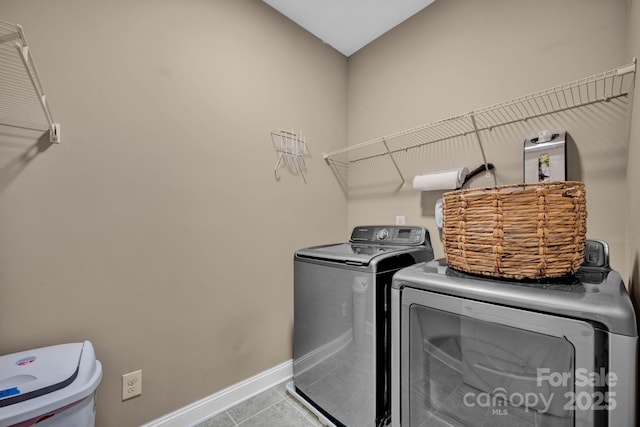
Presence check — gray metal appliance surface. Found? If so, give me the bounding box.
[289,226,434,427]
[391,240,637,427]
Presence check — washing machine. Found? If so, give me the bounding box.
[390,240,637,427]
[287,226,434,427]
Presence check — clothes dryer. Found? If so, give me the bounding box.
[391,240,637,427]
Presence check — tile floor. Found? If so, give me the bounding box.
[193,335,573,427]
[193,381,325,427]
[192,370,572,427]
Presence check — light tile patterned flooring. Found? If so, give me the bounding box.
[193,381,326,427]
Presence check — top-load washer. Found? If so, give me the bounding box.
[287,226,434,427]
[391,240,638,427]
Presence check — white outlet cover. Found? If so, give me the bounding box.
[122,370,142,400]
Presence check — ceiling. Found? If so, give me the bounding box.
[262,0,436,57]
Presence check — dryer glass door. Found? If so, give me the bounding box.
[399,288,605,427]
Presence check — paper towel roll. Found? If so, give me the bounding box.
[412,167,468,191]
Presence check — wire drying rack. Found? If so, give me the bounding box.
[0,20,60,143]
[323,60,637,186]
[271,129,311,183]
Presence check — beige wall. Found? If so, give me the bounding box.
[347,0,632,278]
[0,1,347,426]
[628,0,640,335]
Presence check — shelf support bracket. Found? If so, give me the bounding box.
[382,138,405,186]
[14,36,61,143]
[470,114,497,186]
[615,58,636,76]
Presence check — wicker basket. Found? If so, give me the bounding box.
[442,181,587,280]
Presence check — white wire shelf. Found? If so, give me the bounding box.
[0,20,60,143]
[324,60,636,185]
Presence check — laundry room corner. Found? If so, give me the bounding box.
[345,0,632,280]
[3,0,640,426]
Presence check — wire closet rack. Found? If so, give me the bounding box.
[0,20,60,143]
[271,129,311,183]
[323,60,637,186]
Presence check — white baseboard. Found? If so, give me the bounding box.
[140,359,293,427]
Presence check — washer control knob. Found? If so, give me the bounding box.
[376,228,389,241]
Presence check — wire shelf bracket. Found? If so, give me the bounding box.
[323,59,637,186]
[0,20,60,143]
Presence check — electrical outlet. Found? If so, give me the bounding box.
[396,215,406,225]
[122,370,142,401]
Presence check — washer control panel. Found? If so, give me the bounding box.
[350,225,427,245]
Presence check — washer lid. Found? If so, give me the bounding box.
[0,342,83,407]
[296,242,411,265]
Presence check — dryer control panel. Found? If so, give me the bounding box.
[350,225,428,246]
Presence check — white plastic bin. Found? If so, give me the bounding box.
[0,341,102,427]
